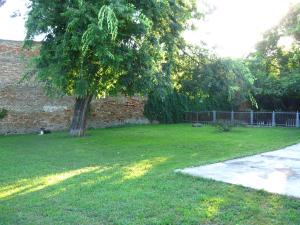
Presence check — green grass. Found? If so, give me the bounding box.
[1,124,300,225]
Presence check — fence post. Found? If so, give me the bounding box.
[250,110,253,126]
[296,111,299,128]
[231,110,234,122]
[213,111,216,123]
[197,112,199,123]
[272,111,276,127]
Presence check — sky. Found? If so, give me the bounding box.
[0,0,299,58]
[184,0,300,57]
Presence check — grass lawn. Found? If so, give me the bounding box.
[1,124,300,225]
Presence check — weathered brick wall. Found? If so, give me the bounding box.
[0,39,148,134]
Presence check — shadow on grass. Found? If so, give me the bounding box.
[1,125,300,224]
[1,155,300,225]
[0,157,169,201]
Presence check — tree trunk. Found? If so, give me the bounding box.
[69,95,93,137]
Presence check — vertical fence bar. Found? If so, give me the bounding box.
[250,111,253,126]
[231,111,234,122]
[197,112,199,123]
[296,111,299,128]
[213,111,216,123]
[272,111,276,127]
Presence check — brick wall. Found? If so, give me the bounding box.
[0,39,148,135]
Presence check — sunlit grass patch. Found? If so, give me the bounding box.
[1,124,300,224]
[0,166,102,199]
[122,157,168,181]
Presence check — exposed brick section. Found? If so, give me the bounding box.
[0,39,148,135]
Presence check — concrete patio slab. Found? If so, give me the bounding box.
[176,143,300,198]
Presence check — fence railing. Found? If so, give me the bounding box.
[185,111,300,127]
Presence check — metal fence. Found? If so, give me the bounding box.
[185,111,300,127]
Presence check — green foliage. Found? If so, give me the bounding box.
[144,88,189,123]
[214,120,234,132]
[174,50,256,110]
[24,0,200,99]
[213,119,245,132]
[144,44,258,123]
[247,3,300,110]
[279,3,300,41]
[24,0,201,134]
[0,108,8,120]
[98,5,118,40]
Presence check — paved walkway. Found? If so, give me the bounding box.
[176,144,300,198]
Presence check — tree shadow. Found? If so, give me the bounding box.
[1,154,300,225]
[0,156,170,201]
[1,125,300,224]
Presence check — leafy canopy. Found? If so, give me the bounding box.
[24,0,200,98]
[247,3,300,110]
[173,47,256,110]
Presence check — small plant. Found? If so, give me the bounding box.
[192,123,203,128]
[0,108,8,120]
[213,120,245,132]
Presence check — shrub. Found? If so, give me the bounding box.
[0,108,8,120]
[213,119,245,132]
[144,89,189,124]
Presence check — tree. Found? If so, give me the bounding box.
[247,3,300,110]
[279,3,300,41]
[24,0,199,136]
[174,47,256,110]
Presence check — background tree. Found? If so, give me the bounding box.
[174,47,256,111]
[279,3,300,41]
[247,3,300,110]
[144,45,257,123]
[24,0,200,136]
